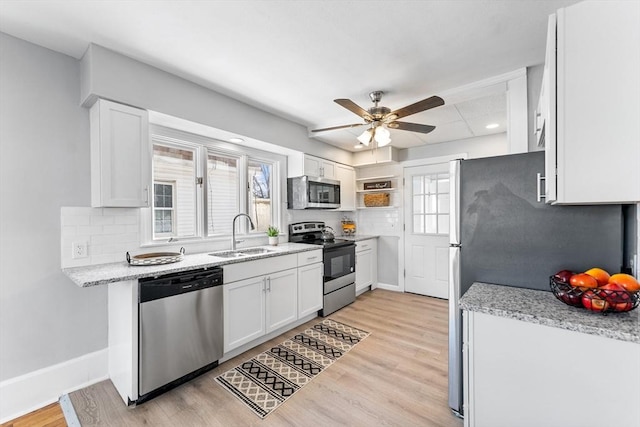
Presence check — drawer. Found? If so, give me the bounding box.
[356,239,374,252]
[223,254,297,283]
[297,249,323,267]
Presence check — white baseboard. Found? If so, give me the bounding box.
[375,281,402,292]
[0,348,109,423]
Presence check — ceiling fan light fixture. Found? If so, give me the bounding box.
[374,126,391,147]
[357,129,372,146]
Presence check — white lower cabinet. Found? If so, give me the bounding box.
[223,276,267,352]
[265,268,298,333]
[224,268,297,353]
[298,262,323,317]
[355,239,376,292]
[223,250,324,354]
[463,311,640,427]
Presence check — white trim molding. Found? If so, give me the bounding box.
[0,349,108,423]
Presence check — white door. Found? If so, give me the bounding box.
[404,163,450,298]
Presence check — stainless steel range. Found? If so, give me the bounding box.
[289,222,356,316]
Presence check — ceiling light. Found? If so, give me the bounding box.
[229,137,244,143]
[357,129,372,146]
[485,123,499,129]
[374,126,391,147]
[354,143,364,149]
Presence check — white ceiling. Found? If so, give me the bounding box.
[0,0,578,152]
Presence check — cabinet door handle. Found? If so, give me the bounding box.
[536,173,546,203]
[306,256,318,262]
[263,277,267,292]
[267,277,271,292]
[143,186,149,206]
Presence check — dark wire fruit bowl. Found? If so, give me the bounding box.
[550,276,639,314]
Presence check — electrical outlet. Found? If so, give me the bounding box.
[72,241,88,259]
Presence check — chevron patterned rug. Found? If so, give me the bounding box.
[214,318,370,418]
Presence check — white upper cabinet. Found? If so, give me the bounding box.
[90,99,151,207]
[335,164,356,211]
[289,153,336,179]
[544,1,640,204]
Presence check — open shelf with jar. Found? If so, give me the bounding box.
[355,175,399,209]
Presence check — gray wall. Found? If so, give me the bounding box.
[81,44,353,165]
[0,33,107,380]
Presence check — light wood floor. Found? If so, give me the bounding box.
[1,402,67,427]
[69,289,463,426]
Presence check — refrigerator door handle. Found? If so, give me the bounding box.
[448,245,463,415]
[449,160,461,245]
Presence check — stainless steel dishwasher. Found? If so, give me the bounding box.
[138,266,223,403]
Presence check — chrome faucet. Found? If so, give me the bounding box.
[232,213,255,250]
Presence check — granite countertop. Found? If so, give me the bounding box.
[339,235,378,241]
[460,282,639,344]
[63,243,319,288]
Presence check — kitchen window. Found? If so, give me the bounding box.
[153,182,175,235]
[412,173,449,235]
[144,126,283,244]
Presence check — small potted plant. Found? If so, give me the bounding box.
[267,226,280,246]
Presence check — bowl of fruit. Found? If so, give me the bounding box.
[550,268,640,314]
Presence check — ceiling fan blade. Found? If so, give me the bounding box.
[334,99,373,120]
[387,96,445,120]
[388,121,436,134]
[311,123,367,133]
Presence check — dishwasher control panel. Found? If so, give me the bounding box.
[138,267,223,303]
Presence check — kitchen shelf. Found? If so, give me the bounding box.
[356,188,397,193]
[356,206,398,210]
[355,175,396,181]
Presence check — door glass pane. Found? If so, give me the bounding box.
[152,144,196,238]
[425,214,437,234]
[426,176,437,193]
[438,214,450,234]
[426,195,437,213]
[438,194,450,214]
[413,195,424,214]
[413,215,424,234]
[207,153,238,236]
[412,176,423,195]
[437,176,450,194]
[248,160,272,233]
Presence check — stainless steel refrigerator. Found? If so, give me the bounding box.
[447,151,624,417]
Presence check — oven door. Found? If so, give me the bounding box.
[323,244,355,286]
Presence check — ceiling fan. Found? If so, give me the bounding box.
[311,91,445,147]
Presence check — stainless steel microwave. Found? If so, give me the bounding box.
[287,176,341,209]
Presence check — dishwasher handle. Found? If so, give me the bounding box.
[139,267,223,303]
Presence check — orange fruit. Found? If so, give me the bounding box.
[569,273,598,289]
[584,268,610,287]
[608,273,640,292]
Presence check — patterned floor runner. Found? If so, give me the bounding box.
[215,318,370,418]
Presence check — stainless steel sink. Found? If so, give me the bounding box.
[239,248,274,255]
[209,247,275,258]
[209,250,247,259]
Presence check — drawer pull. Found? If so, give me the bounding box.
[307,256,318,261]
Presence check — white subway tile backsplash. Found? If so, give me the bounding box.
[61,215,91,226]
[90,215,115,226]
[61,206,141,269]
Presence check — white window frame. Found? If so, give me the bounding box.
[412,172,450,236]
[153,181,176,237]
[140,125,284,246]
